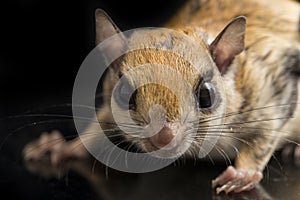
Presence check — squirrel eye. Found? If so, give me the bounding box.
[197,82,216,109]
[114,80,137,110]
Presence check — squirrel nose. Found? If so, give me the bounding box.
[150,126,175,149]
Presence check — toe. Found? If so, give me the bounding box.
[213,166,263,194]
[212,166,237,188]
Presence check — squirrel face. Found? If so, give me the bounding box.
[96,10,246,157]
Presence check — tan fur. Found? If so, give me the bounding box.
[95,0,300,175]
[22,0,300,195]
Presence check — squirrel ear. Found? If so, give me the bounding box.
[209,16,246,74]
[95,9,128,70]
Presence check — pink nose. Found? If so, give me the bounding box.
[150,126,175,149]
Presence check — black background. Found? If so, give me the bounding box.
[0,1,190,199]
[1,1,300,200]
[0,0,186,117]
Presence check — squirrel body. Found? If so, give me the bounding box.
[24,0,300,194]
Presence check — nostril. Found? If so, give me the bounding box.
[150,127,175,148]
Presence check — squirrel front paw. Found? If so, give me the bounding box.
[212,166,263,194]
[22,131,90,178]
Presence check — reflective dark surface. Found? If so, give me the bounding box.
[1,0,300,200]
[1,106,300,200]
[1,127,300,200]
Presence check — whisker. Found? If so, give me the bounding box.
[206,136,240,158]
[88,138,128,179]
[192,132,254,150]
[198,116,293,127]
[21,132,97,157]
[195,124,300,148]
[270,153,284,173]
[201,140,232,166]
[197,125,291,137]
[214,145,232,166]
[105,140,129,170]
[207,130,300,146]
[0,112,143,151]
[2,111,148,128]
[186,140,215,165]
[124,141,139,168]
[1,118,75,151]
[199,103,298,124]
[0,101,111,121]
[187,136,232,165]
[21,128,130,161]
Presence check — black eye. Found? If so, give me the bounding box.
[197,82,216,109]
[114,79,137,110]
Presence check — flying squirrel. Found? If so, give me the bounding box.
[23,0,300,194]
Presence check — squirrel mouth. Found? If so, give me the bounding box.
[143,138,187,158]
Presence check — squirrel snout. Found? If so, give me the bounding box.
[150,126,175,149]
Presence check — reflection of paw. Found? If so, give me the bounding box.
[281,143,300,167]
[212,166,263,194]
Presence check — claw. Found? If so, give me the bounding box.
[234,182,255,193]
[212,166,237,188]
[226,184,239,194]
[212,166,263,194]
